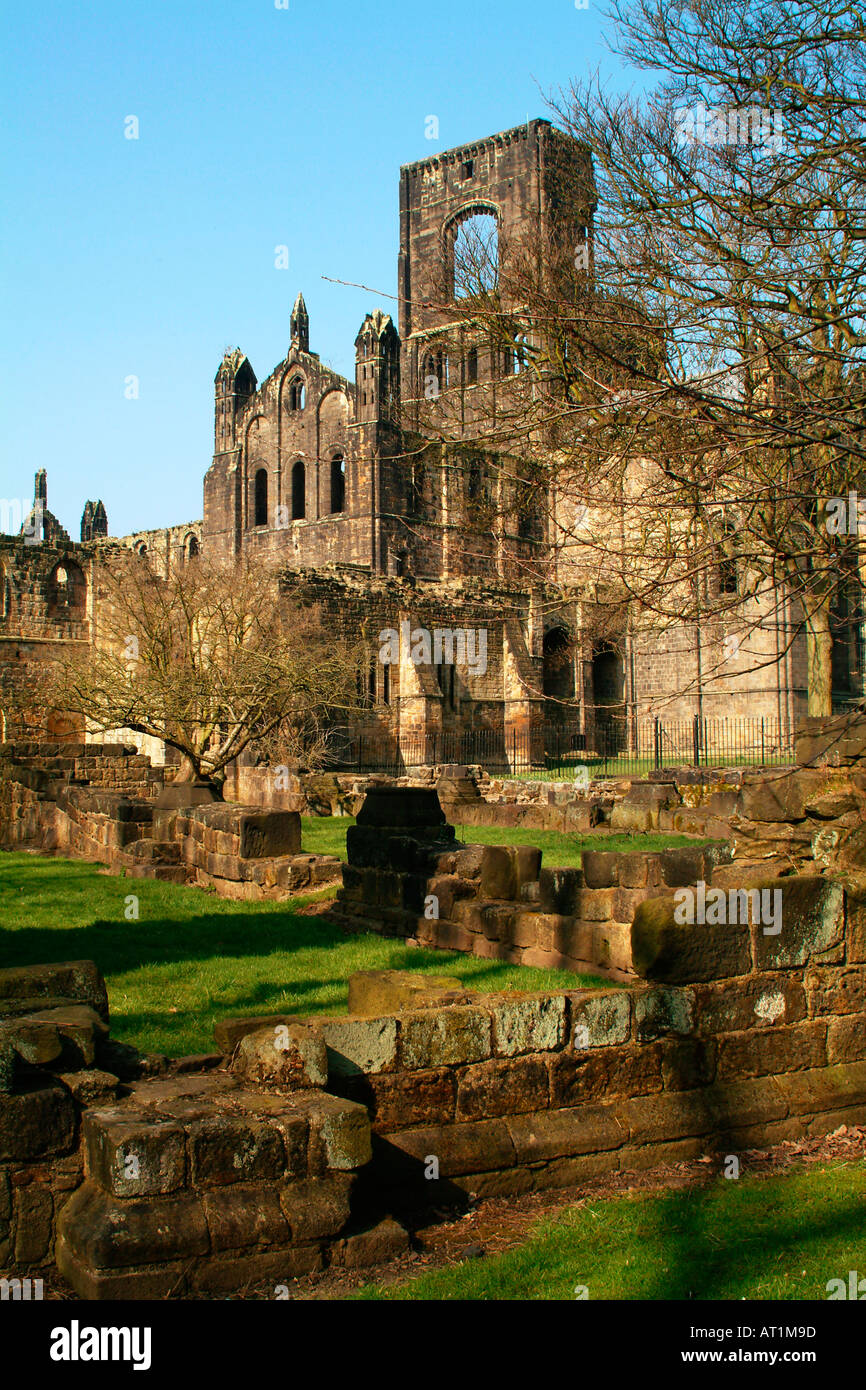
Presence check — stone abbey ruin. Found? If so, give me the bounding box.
[2,120,862,760]
[2,712,866,1296]
[2,120,866,1300]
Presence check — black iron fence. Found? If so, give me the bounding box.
[322,716,796,779]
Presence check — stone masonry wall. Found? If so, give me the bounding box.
[331,786,732,981]
[4,860,865,1294]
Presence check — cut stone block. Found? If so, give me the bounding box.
[0,1079,77,1161]
[400,1005,492,1069]
[230,1022,328,1090]
[347,970,460,1017]
[278,1174,353,1240]
[83,1110,186,1196]
[318,1016,398,1078]
[489,993,567,1056]
[0,960,109,1023]
[289,1092,372,1171]
[631,896,751,983]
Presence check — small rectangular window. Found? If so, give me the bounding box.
[461,160,474,180]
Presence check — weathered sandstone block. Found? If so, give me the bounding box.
[230,1022,328,1091]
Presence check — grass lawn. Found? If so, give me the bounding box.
[0,852,610,1058]
[301,815,709,869]
[357,1163,866,1300]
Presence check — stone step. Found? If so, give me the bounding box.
[55,1068,396,1298]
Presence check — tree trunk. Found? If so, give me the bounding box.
[174,752,202,783]
[803,593,834,717]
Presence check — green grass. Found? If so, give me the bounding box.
[453,825,708,870]
[0,853,608,1057]
[357,1164,866,1300]
[0,822,697,1056]
[301,816,709,870]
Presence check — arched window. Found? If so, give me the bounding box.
[184,533,200,561]
[288,376,306,412]
[49,560,86,614]
[452,211,499,298]
[411,461,428,513]
[503,333,526,377]
[291,460,306,520]
[135,542,147,558]
[718,520,739,595]
[330,455,346,514]
[254,468,268,527]
[421,351,447,399]
[467,459,483,502]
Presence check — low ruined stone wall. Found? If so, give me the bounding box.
[0,961,114,1274]
[177,803,341,899]
[0,742,163,854]
[0,744,343,896]
[0,961,406,1295]
[4,856,865,1296]
[224,871,866,1210]
[331,788,732,981]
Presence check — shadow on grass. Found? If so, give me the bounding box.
[587,1166,863,1300]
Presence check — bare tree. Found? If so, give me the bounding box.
[419,0,866,717]
[35,550,365,786]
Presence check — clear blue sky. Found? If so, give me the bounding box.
[0,0,632,537]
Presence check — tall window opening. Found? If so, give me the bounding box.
[452,211,499,299]
[254,469,268,527]
[291,460,306,520]
[466,347,478,384]
[718,521,739,595]
[288,377,306,411]
[330,455,346,514]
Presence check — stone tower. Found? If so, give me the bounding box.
[80,500,108,543]
[291,293,310,353]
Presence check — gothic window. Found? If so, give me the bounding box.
[288,377,306,411]
[452,211,499,298]
[49,560,86,614]
[468,459,483,502]
[435,660,457,709]
[503,333,525,376]
[254,469,268,527]
[291,460,306,520]
[330,455,346,514]
[411,461,428,512]
[184,533,200,561]
[718,521,739,595]
[421,351,448,398]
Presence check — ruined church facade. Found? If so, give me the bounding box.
[1,121,861,759]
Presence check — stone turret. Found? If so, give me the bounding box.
[19,470,70,546]
[80,500,108,543]
[291,292,310,353]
